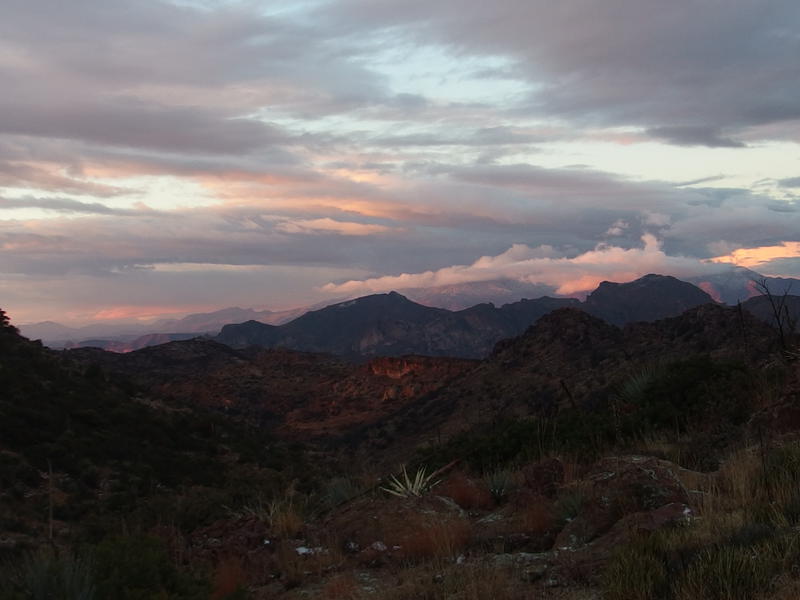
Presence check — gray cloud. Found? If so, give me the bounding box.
[646,127,746,149]
[0,160,131,196]
[780,177,800,188]
[1,0,799,323]
[0,196,157,216]
[326,0,800,144]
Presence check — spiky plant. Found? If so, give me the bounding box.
[484,468,515,502]
[381,465,439,498]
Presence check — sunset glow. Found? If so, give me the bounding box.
[709,242,800,270]
[1,1,798,325]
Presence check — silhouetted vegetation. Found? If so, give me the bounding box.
[417,355,770,473]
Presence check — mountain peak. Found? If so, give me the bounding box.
[584,274,714,326]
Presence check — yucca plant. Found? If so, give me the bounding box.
[484,468,515,502]
[381,465,439,498]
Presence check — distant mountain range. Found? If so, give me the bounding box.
[62,289,785,451]
[686,267,798,304]
[400,278,560,310]
[19,304,315,349]
[22,267,799,354]
[216,274,732,359]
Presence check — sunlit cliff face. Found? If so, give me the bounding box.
[1,1,799,324]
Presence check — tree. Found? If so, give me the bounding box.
[753,278,797,355]
[0,308,17,331]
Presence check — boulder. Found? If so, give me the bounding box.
[554,455,689,551]
[323,494,470,564]
[522,457,565,497]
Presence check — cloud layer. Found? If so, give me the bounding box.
[322,234,734,297]
[1,1,799,323]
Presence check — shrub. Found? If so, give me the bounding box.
[0,550,95,600]
[93,534,207,600]
[211,557,247,600]
[554,488,586,526]
[674,543,779,600]
[602,541,667,600]
[398,517,472,562]
[323,573,361,599]
[484,469,516,503]
[322,477,362,509]
[381,466,439,498]
[437,473,493,510]
[520,501,555,536]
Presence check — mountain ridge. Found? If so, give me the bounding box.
[215,274,715,359]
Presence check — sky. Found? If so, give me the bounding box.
[2,0,800,325]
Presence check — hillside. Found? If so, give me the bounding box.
[0,309,319,584]
[351,303,780,466]
[69,341,478,439]
[4,301,800,599]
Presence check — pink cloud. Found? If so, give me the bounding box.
[322,234,725,297]
[275,217,394,236]
[709,241,800,270]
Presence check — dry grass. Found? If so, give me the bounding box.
[398,517,472,562]
[322,572,362,599]
[211,557,247,600]
[712,447,763,510]
[638,433,686,466]
[437,473,494,510]
[559,456,582,485]
[272,539,345,590]
[602,440,800,600]
[765,575,800,599]
[381,561,524,600]
[520,500,555,536]
[270,502,305,538]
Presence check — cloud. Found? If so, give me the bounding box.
[779,177,800,188]
[322,234,728,297]
[2,0,800,323]
[0,196,155,216]
[605,220,629,236]
[709,241,800,269]
[646,126,745,149]
[327,0,800,143]
[274,217,395,236]
[0,160,131,196]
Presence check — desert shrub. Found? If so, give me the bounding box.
[438,473,493,510]
[616,356,754,439]
[744,442,800,525]
[398,518,472,562]
[379,562,518,600]
[553,488,586,526]
[381,466,440,498]
[424,357,762,474]
[602,540,668,600]
[602,521,800,600]
[323,573,361,599]
[211,557,248,600]
[321,476,362,509]
[93,534,207,600]
[520,501,555,536]
[0,550,96,600]
[674,543,780,600]
[483,469,516,503]
[417,415,609,474]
